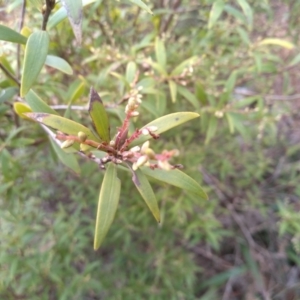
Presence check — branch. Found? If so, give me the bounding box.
[42,0,56,30]
[0,63,20,86]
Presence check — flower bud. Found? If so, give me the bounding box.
[132,155,148,170]
[144,148,156,159]
[130,146,140,152]
[61,139,74,149]
[77,131,87,142]
[141,141,150,153]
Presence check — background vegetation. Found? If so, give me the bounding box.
[1,0,300,299]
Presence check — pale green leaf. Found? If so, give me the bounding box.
[171,56,198,76]
[21,31,49,97]
[48,0,96,29]
[129,0,153,14]
[168,80,177,103]
[0,24,27,44]
[61,0,83,44]
[205,116,218,144]
[146,59,168,76]
[258,38,295,49]
[208,0,225,29]
[49,138,80,174]
[125,61,137,84]
[24,113,100,141]
[0,87,18,103]
[88,87,110,142]
[129,112,200,147]
[94,163,120,250]
[141,167,208,200]
[289,53,300,67]
[155,37,166,70]
[236,0,253,28]
[45,55,73,75]
[177,85,199,109]
[25,89,58,115]
[132,168,160,222]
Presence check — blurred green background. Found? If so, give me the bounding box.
[1,0,300,299]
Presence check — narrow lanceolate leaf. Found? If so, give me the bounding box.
[94,163,121,250]
[168,80,177,103]
[61,0,83,44]
[132,168,160,222]
[129,0,153,14]
[208,0,225,29]
[48,0,96,29]
[257,38,295,50]
[49,138,80,174]
[125,61,137,84]
[45,55,73,75]
[141,167,208,200]
[0,24,27,44]
[155,37,166,70]
[25,89,58,114]
[129,112,200,147]
[21,31,49,97]
[24,113,100,141]
[236,0,253,29]
[88,87,110,142]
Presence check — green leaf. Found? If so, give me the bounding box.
[205,116,218,144]
[258,38,295,49]
[141,167,208,200]
[208,0,225,29]
[88,87,110,142]
[0,24,27,44]
[155,37,166,70]
[289,53,300,67]
[132,168,160,222]
[171,56,198,76]
[125,61,137,84]
[49,138,80,174]
[129,112,199,147]
[20,31,49,97]
[225,112,248,138]
[25,89,58,114]
[48,0,96,29]
[45,55,73,75]
[61,0,83,44]
[236,0,253,29]
[24,113,100,141]
[0,87,18,103]
[146,59,168,76]
[129,0,153,14]
[177,85,200,109]
[168,80,177,103]
[94,163,120,250]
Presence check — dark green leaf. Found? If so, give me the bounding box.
[21,31,49,97]
[0,24,27,44]
[49,138,80,174]
[94,163,120,250]
[130,112,200,147]
[24,113,100,141]
[88,87,110,142]
[141,167,208,200]
[132,168,160,222]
